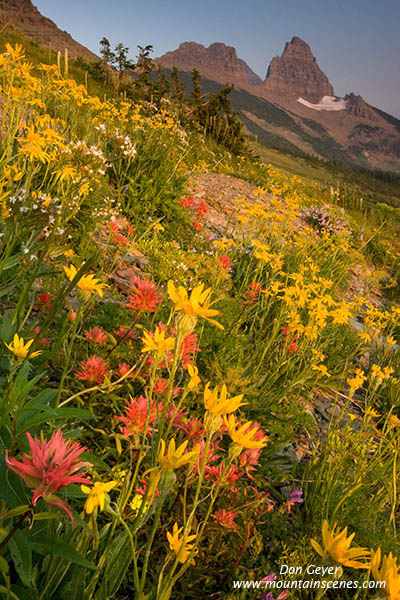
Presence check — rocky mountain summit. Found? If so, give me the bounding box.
[345,93,379,121]
[1,0,98,61]
[157,42,262,87]
[261,36,335,102]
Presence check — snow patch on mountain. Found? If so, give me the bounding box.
[297,96,347,111]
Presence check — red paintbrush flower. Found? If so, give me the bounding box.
[114,326,136,340]
[193,220,203,231]
[153,378,181,398]
[117,362,135,379]
[76,356,109,385]
[6,430,91,523]
[196,199,208,218]
[126,275,161,313]
[213,508,238,532]
[179,195,196,208]
[117,395,161,438]
[239,446,263,479]
[205,463,242,487]
[178,417,205,440]
[219,255,232,272]
[242,282,263,305]
[84,327,108,345]
[180,332,200,368]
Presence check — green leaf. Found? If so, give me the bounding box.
[0,425,12,450]
[96,531,131,597]
[9,529,32,587]
[0,456,30,507]
[0,313,15,342]
[0,555,10,588]
[16,407,95,434]
[29,537,96,570]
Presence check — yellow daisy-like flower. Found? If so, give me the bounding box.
[167,522,197,564]
[310,520,370,569]
[203,383,245,416]
[81,481,117,514]
[158,438,198,471]
[347,368,366,393]
[4,333,42,359]
[64,264,105,298]
[224,415,268,450]
[187,364,201,390]
[167,280,223,331]
[312,364,331,377]
[364,407,381,419]
[371,548,400,599]
[141,327,175,354]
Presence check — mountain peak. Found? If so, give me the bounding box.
[2,0,97,61]
[156,42,262,87]
[262,37,334,102]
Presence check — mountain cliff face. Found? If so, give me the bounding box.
[157,37,400,172]
[261,36,334,102]
[156,42,262,87]
[1,0,98,61]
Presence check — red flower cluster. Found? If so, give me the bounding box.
[117,362,135,378]
[196,199,208,218]
[34,291,53,313]
[281,326,299,354]
[6,430,91,522]
[114,326,136,340]
[219,255,233,272]
[242,282,263,305]
[84,326,108,345]
[213,508,238,532]
[180,331,200,368]
[76,355,109,384]
[107,220,133,245]
[126,275,161,313]
[178,194,209,232]
[117,396,161,438]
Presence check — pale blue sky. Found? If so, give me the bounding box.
[34,0,400,117]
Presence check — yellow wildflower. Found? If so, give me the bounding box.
[312,364,331,377]
[64,264,105,298]
[203,383,245,416]
[311,520,370,569]
[187,364,201,390]
[347,368,366,394]
[158,438,198,471]
[167,523,197,564]
[4,333,42,359]
[141,327,175,354]
[167,280,223,331]
[364,407,381,419]
[371,548,400,599]
[81,481,117,514]
[1,200,10,219]
[5,43,25,61]
[224,415,268,450]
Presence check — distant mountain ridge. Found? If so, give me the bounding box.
[1,0,98,61]
[156,38,400,172]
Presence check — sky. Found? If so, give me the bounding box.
[34,0,400,118]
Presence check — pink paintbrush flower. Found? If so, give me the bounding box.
[6,430,91,523]
[76,355,109,384]
[126,276,161,313]
[84,327,108,345]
